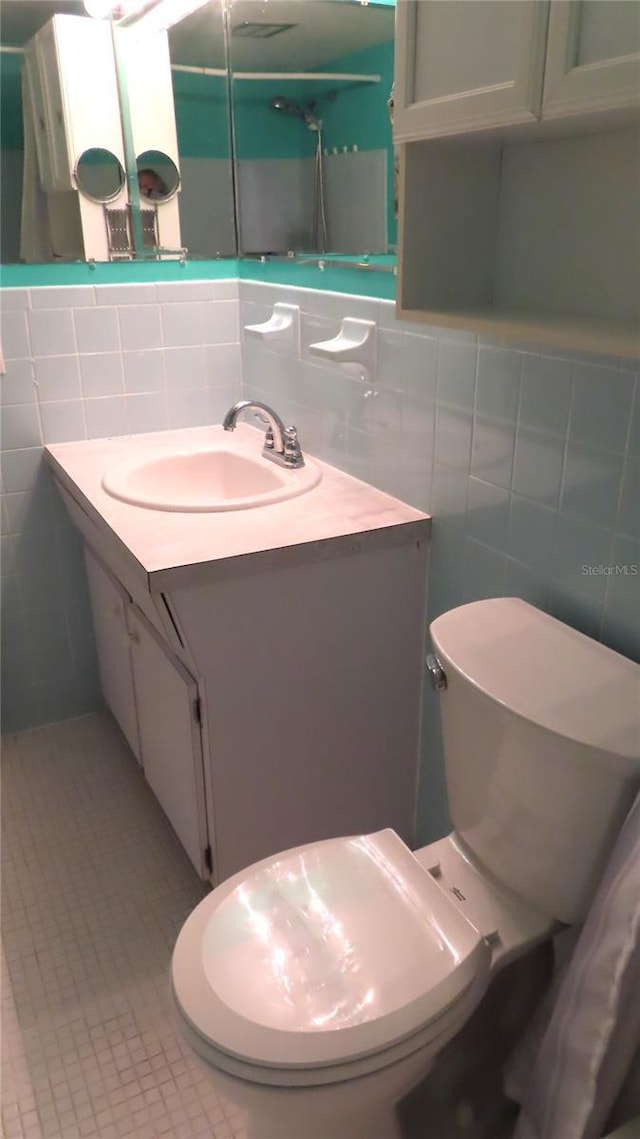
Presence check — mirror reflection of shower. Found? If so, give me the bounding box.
[270,93,334,253]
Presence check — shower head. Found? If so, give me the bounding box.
[270,95,291,113]
[270,96,320,131]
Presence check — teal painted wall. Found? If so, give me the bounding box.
[0,260,238,287]
[232,43,394,159]
[0,52,23,149]
[232,80,318,161]
[0,259,392,297]
[321,41,394,154]
[172,71,231,159]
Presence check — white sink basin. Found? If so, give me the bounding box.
[101,442,321,511]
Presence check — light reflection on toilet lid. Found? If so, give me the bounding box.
[172,829,490,1069]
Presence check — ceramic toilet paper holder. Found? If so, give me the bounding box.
[309,318,377,384]
[244,303,301,356]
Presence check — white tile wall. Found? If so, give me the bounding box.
[0,280,242,733]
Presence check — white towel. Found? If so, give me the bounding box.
[512,789,640,1139]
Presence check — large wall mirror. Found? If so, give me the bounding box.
[155,0,235,257]
[228,0,395,257]
[0,0,235,263]
[0,0,395,266]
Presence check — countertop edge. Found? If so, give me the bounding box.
[152,518,431,593]
[44,428,431,594]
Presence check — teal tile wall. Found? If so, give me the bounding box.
[2,274,638,852]
[239,281,640,843]
[0,280,241,733]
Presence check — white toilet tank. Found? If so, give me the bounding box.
[430,598,640,924]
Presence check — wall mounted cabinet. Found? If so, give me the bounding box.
[543,1,640,120]
[394,0,549,142]
[394,0,640,357]
[394,0,640,142]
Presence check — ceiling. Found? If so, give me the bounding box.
[0,0,394,69]
[1,1,86,45]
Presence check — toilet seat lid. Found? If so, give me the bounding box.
[172,829,490,1070]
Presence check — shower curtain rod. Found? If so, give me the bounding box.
[233,71,380,83]
[0,49,379,86]
[0,49,226,77]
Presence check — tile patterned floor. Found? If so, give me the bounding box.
[1,712,247,1139]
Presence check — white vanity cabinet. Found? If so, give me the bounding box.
[46,428,430,888]
[84,547,210,879]
[394,0,548,141]
[126,606,209,878]
[85,548,141,762]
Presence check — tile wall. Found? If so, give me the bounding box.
[1,275,638,843]
[239,281,640,841]
[0,280,241,733]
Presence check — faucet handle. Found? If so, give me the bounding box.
[283,426,304,467]
[263,424,275,450]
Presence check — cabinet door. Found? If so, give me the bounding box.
[128,606,209,878]
[543,1,640,118]
[394,0,549,141]
[84,549,141,761]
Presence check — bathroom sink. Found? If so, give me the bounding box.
[101,443,321,512]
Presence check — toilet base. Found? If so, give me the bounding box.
[246,1106,402,1139]
[194,1034,434,1139]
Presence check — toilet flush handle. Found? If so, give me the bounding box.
[426,654,447,691]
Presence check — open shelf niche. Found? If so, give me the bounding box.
[397,124,640,358]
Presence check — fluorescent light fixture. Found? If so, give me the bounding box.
[119,0,207,32]
[84,0,149,18]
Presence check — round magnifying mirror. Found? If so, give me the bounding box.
[74,147,125,202]
[136,152,180,202]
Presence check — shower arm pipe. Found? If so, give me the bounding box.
[233,71,380,83]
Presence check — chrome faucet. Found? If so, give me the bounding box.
[222,400,305,469]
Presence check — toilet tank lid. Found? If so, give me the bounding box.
[430,599,640,763]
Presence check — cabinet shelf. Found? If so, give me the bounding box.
[397,127,640,359]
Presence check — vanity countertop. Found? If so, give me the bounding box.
[45,425,430,593]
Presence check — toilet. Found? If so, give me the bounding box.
[171,598,640,1139]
